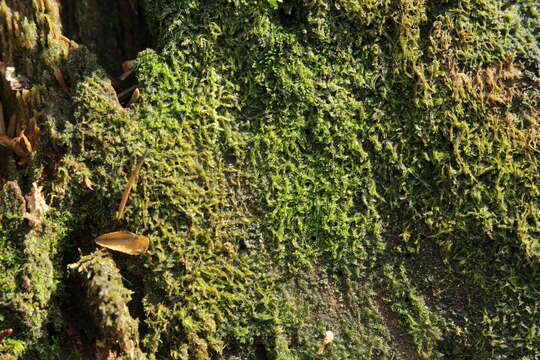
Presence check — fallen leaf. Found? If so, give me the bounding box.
[95,231,149,255]
[23,182,50,227]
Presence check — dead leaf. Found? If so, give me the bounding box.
[95,231,149,255]
[23,182,50,227]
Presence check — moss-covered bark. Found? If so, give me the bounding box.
[1,0,539,359]
[68,251,146,359]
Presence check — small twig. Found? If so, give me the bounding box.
[110,84,121,105]
[52,66,73,97]
[59,35,71,45]
[117,150,148,219]
[117,84,138,100]
[59,34,78,48]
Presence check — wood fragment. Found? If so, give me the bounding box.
[18,130,32,154]
[84,176,94,190]
[43,0,52,12]
[59,34,71,45]
[12,17,19,34]
[111,89,121,106]
[117,150,148,219]
[0,134,27,158]
[26,116,40,149]
[127,88,140,108]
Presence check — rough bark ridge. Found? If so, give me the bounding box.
[0,0,147,359]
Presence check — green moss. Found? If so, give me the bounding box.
[0,183,74,358]
[133,1,539,358]
[68,251,145,359]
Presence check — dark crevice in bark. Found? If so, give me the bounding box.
[254,338,271,360]
[59,0,151,76]
[60,276,102,359]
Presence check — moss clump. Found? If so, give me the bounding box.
[0,182,73,358]
[68,251,145,359]
[134,1,537,358]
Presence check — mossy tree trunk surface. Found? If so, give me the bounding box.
[0,0,539,359]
